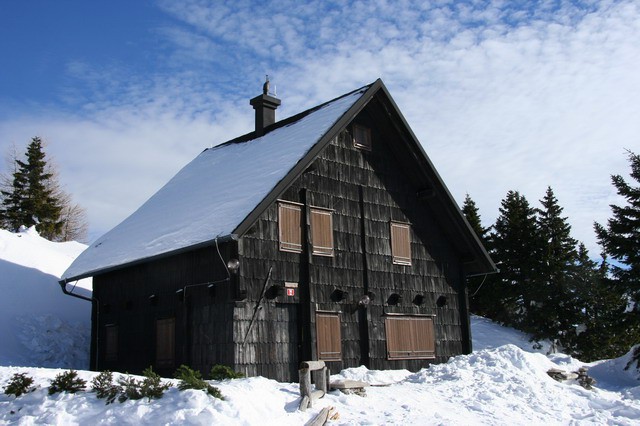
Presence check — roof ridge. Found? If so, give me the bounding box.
[208,82,374,150]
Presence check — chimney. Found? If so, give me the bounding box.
[249,75,281,137]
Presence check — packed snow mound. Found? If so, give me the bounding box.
[0,227,91,369]
[3,344,640,425]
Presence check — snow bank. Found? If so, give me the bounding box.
[0,228,91,369]
[3,344,640,425]
[471,314,551,353]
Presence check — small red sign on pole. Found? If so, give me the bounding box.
[286,288,295,296]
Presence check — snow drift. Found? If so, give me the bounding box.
[0,227,91,369]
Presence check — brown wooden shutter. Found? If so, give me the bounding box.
[156,317,175,368]
[390,222,411,265]
[279,201,302,252]
[385,316,435,360]
[105,325,118,362]
[311,207,334,256]
[316,312,341,361]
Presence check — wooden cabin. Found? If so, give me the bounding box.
[60,79,495,382]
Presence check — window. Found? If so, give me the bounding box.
[279,201,302,253]
[311,207,334,256]
[156,317,175,368]
[385,315,435,360]
[316,312,341,361]
[353,124,371,150]
[105,324,118,362]
[390,222,411,265]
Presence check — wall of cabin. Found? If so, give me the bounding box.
[92,243,236,377]
[235,103,469,381]
[90,100,471,383]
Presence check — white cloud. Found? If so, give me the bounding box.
[1,0,638,256]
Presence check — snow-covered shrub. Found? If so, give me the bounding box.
[91,371,121,404]
[48,370,86,395]
[117,375,143,402]
[4,372,35,397]
[117,367,170,402]
[140,367,170,399]
[210,364,245,380]
[175,365,224,399]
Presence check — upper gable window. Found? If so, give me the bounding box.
[390,221,412,265]
[279,201,303,253]
[310,206,334,257]
[353,124,371,150]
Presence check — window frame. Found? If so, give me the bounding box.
[104,324,118,362]
[352,123,372,151]
[278,200,303,253]
[315,311,342,361]
[310,206,334,257]
[384,314,436,360]
[390,221,412,266]
[155,317,175,368]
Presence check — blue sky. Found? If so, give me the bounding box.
[1,0,639,255]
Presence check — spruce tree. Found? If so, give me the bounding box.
[486,190,541,326]
[0,164,27,230]
[595,150,640,313]
[594,150,640,359]
[0,137,63,238]
[530,187,580,349]
[572,247,630,360]
[462,193,489,242]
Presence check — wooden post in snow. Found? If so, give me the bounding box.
[298,360,327,411]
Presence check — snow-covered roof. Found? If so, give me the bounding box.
[62,86,369,281]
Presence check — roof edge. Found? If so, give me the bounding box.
[373,82,496,274]
[60,233,239,283]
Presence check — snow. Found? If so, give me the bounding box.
[62,87,368,281]
[0,227,91,369]
[2,227,640,425]
[471,314,552,353]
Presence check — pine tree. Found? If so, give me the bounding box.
[595,150,640,313]
[530,187,580,349]
[0,164,27,231]
[0,137,63,239]
[462,193,489,242]
[486,190,542,326]
[572,247,630,360]
[594,150,640,359]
